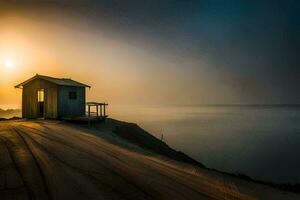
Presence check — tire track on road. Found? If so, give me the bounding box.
[18,123,227,200]
[18,124,128,165]
[15,125,155,200]
[0,134,33,200]
[18,124,217,199]
[9,126,52,200]
[0,135,33,199]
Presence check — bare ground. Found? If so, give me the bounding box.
[0,120,299,200]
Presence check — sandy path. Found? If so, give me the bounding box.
[0,120,299,200]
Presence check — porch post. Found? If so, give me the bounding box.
[104,104,106,116]
[96,105,99,117]
[100,104,103,117]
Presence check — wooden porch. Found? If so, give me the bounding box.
[86,102,108,118]
[62,102,108,123]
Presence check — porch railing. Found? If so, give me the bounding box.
[86,102,108,118]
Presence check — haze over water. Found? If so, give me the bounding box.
[110,105,300,184]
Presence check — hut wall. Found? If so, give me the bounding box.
[57,86,85,118]
[22,79,58,118]
[44,86,58,119]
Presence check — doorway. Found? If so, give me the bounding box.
[37,89,45,118]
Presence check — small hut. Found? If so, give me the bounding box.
[15,74,91,119]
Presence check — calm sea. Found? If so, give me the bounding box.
[110,105,300,184]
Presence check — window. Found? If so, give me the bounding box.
[37,89,44,102]
[69,91,77,100]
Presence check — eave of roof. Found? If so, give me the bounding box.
[15,74,91,89]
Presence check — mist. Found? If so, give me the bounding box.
[0,1,299,109]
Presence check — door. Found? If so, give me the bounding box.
[37,89,45,118]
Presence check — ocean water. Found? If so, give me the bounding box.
[110,105,300,184]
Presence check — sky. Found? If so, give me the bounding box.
[0,0,299,108]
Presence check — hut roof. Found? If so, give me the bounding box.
[15,74,91,88]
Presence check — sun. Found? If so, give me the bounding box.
[4,59,14,69]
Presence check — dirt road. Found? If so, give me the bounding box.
[0,120,298,200]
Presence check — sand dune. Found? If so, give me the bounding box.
[0,120,298,200]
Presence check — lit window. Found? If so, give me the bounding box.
[69,91,77,100]
[38,89,44,102]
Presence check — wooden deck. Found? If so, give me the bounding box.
[63,115,108,122]
[86,102,108,117]
[63,102,108,124]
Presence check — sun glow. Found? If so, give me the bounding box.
[4,59,14,69]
